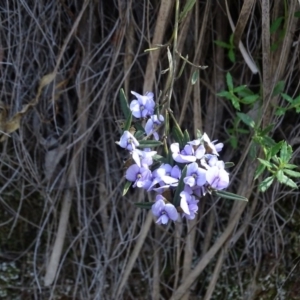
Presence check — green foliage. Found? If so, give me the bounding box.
[214,34,236,63]
[119,89,131,120]
[122,180,132,196]
[218,74,299,192]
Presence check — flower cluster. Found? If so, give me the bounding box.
[117,91,230,225]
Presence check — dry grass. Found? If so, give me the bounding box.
[0,0,300,299]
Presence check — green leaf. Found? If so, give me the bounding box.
[281,93,293,103]
[236,87,254,98]
[134,130,145,140]
[224,162,235,168]
[257,158,274,169]
[237,112,255,128]
[272,81,285,96]
[134,202,154,209]
[183,130,190,145]
[119,88,131,119]
[173,165,187,207]
[214,40,231,49]
[276,171,298,188]
[231,95,241,111]
[241,94,260,104]
[233,85,247,93]
[196,129,202,139]
[123,111,133,131]
[228,49,236,63]
[170,112,184,147]
[138,140,163,148]
[191,70,199,85]
[153,154,167,163]
[275,108,286,116]
[254,163,266,180]
[260,124,274,135]
[280,142,292,162]
[259,176,274,192]
[122,180,132,196]
[229,136,238,149]
[283,169,300,178]
[283,163,298,169]
[179,0,196,21]
[270,16,284,33]
[217,91,233,99]
[214,190,248,201]
[268,141,283,158]
[226,72,234,91]
[295,11,300,18]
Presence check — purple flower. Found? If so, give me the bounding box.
[132,148,157,167]
[170,143,197,163]
[117,131,139,151]
[130,91,155,118]
[188,140,206,159]
[206,166,229,190]
[180,191,199,220]
[184,162,207,188]
[125,164,152,189]
[149,164,179,191]
[145,114,164,140]
[152,196,178,224]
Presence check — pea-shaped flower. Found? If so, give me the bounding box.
[152,195,178,225]
[130,91,155,118]
[116,131,139,151]
[145,114,164,140]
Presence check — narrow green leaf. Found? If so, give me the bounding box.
[233,85,247,93]
[226,72,234,91]
[276,171,298,188]
[214,190,248,201]
[272,81,285,96]
[241,94,260,104]
[283,163,298,169]
[170,112,184,147]
[281,93,293,103]
[119,88,131,119]
[228,49,236,63]
[229,136,238,149]
[138,140,163,148]
[236,87,254,97]
[183,130,190,145]
[122,181,132,196]
[123,112,133,131]
[295,12,300,18]
[270,16,284,33]
[191,70,199,85]
[134,130,145,140]
[283,169,300,178]
[254,163,266,180]
[231,95,241,111]
[257,158,274,169]
[173,165,187,207]
[134,202,154,209]
[280,142,292,162]
[260,124,274,136]
[217,91,232,99]
[196,129,202,139]
[259,176,274,192]
[269,141,283,157]
[275,108,286,116]
[179,0,197,21]
[214,40,231,49]
[224,162,235,168]
[237,112,255,128]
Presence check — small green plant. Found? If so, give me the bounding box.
[218,72,300,192]
[214,34,236,63]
